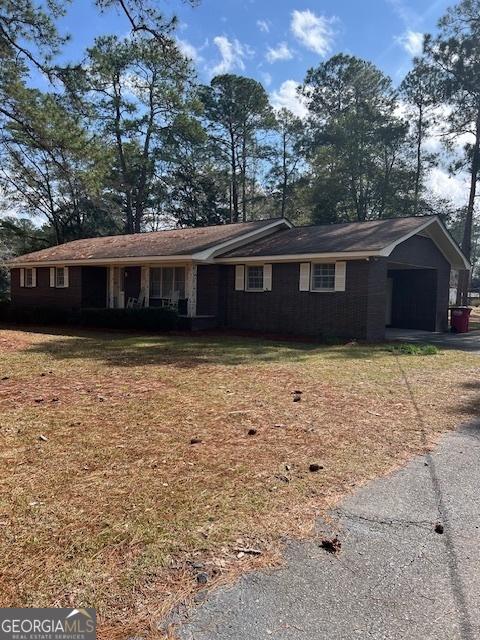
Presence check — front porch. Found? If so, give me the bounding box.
[83,263,199,317]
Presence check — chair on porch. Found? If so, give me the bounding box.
[165,290,180,312]
[126,290,146,309]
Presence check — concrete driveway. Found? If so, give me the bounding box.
[178,423,480,640]
[386,328,480,352]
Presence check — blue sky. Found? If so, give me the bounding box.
[54,0,453,117]
[40,0,468,206]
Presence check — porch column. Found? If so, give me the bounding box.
[108,266,114,308]
[141,266,150,308]
[186,263,197,317]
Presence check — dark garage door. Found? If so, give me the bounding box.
[387,267,438,331]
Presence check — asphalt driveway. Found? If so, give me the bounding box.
[178,422,480,640]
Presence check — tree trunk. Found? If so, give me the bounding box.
[456,108,480,305]
[241,133,247,223]
[113,75,134,234]
[229,127,239,223]
[413,103,423,216]
[134,78,155,234]
[281,131,287,217]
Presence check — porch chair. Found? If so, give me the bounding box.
[166,290,180,312]
[126,290,146,309]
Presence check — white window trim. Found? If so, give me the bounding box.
[245,264,266,292]
[310,262,336,292]
[50,266,69,288]
[24,267,36,288]
[56,266,68,288]
[149,265,186,299]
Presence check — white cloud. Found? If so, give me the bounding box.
[395,30,424,57]
[261,71,272,87]
[257,19,270,33]
[176,38,202,63]
[387,0,420,28]
[290,9,336,57]
[270,80,308,119]
[266,42,294,63]
[211,36,253,75]
[427,167,469,207]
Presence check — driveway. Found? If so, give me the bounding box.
[178,423,480,640]
[386,328,480,352]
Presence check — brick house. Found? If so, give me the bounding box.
[7,215,469,341]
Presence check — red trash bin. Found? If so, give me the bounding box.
[450,306,472,333]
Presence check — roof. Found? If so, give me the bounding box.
[7,215,469,270]
[221,217,432,257]
[8,219,287,265]
[218,216,470,270]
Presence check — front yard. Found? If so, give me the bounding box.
[1,328,479,638]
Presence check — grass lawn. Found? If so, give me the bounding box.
[1,327,479,638]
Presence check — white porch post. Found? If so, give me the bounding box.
[108,266,115,308]
[118,268,125,309]
[141,266,150,307]
[186,263,197,317]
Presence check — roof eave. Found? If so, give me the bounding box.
[6,254,197,268]
[216,250,378,263]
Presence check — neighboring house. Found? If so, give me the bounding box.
[7,215,469,341]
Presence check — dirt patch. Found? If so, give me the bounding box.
[0,328,479,639]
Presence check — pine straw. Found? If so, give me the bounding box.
[0,327,479,638]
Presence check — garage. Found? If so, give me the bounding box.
[385,234,452,333]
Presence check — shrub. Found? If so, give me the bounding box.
[74,307,179,331]
[386,342,438,356]
[0,304,71,325]
[0,305,179,332]
[0,300,10,321]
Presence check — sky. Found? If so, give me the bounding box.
[40,0,469,207]
[57,0,453,110]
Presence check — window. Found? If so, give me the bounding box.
[55,267,66,288]
[25,268,34,287]
[246,265,264,291]
[49,266,69,288]
[150,267,186,299]
[311,263,336,291]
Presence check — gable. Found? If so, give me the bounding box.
[388,235,450,270]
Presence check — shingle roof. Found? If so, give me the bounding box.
[9,219,281,264]
[221,217,432,257]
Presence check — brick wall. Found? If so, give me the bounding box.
[10,266,82,309]
[220,260,382,340]
[196,265,220,316]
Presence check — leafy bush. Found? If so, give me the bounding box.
[0,303,71,325]
[0,300,10,320]
[74,307,178,331]
[386,342,438,356]
[0,304,179,331]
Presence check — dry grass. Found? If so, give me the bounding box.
[0,327,479,638]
